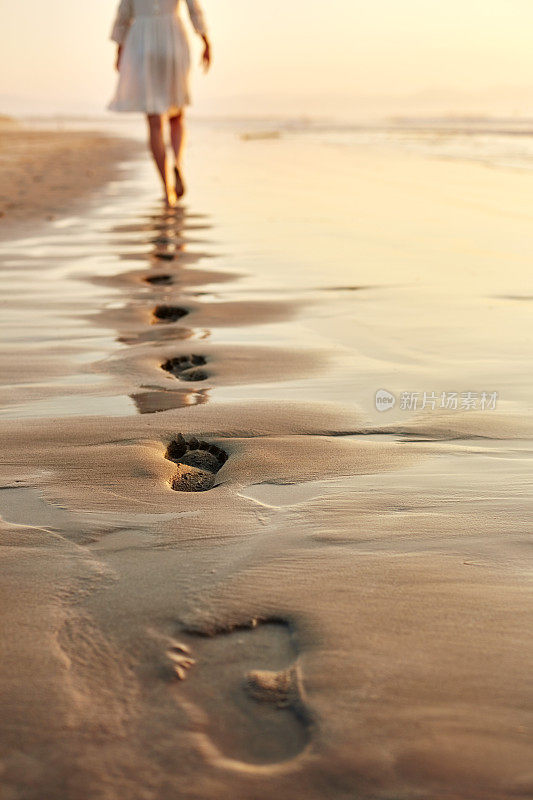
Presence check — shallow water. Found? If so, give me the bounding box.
[1,120,532,423]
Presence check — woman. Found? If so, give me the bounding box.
[109,0,211,206]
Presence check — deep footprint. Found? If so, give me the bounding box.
[162,355,209,382]
[175,618,311,765]
[144,274,174,286]
[165,434,228,492]
[153,305,189,323]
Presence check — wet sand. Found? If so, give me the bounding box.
[0,121,532,800]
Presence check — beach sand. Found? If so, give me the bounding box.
[0,120,531,800]
[0,120,142,239]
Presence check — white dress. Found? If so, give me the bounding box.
[108,0,208,114]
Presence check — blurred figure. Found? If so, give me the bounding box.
[109,0,211,205]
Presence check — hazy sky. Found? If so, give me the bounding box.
[1,0,533,116]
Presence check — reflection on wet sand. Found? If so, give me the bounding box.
[118,324,204,346]
[131,387,210,414]
[107,204,215,353]
[101,205,304,387]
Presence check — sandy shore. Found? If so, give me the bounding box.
[0,121,142,239]
[0,120,531,800]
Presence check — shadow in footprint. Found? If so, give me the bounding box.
[162,355,209,382]
[165,435,227,491]
[167,642,196,680]
[171,619,311,766]
[144,274,174,286]
[152,305,189,324]
[154,249,182,262]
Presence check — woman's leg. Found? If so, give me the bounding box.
[146,114,175,204]
[169,111,186,198]
[169,111,185,168]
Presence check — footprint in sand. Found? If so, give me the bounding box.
[153,243,183,261]
[144,274,174,286]
[173,619,311,766]
[162,355,209,382]
[167,642,196,680]
[152,304,189,323]
[165,434,228,492]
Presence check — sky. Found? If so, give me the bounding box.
[1,0,533,118]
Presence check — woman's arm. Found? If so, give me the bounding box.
[110,0,133,49]
[200,34,211,72]
[184,0,208,36]
[115,45,124,72]
[184,0,211,71]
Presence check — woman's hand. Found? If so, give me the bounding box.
[201,36,211,72]
[115,45,123,72]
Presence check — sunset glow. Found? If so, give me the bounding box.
[1,0,533,116]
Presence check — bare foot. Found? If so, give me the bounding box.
[165,186,178,208]
[174,166,186,199]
